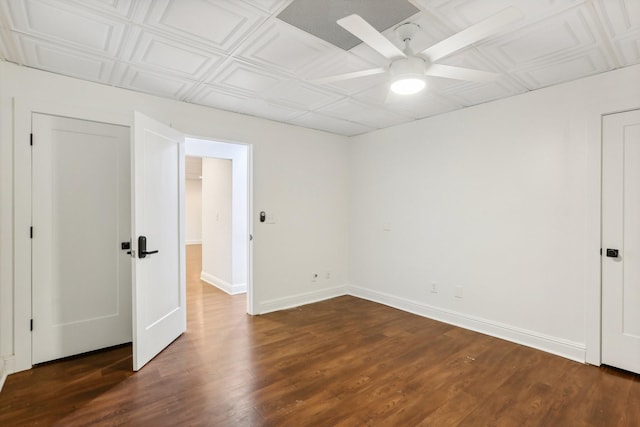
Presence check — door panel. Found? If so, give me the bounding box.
[32,114,131,364]
[132,112,186,371]
[602,109,640,374]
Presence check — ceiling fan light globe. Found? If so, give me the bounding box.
[390,77,426,95]
[389,56,427,95]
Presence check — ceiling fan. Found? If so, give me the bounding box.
[313,3,522,96]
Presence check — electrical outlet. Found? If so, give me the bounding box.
[455,286,464,299]
[312,273,319,283]
[430,282,438,293]
[325,272,331,280]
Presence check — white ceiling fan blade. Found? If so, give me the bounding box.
[311,67,386,84]
[425,64,499,82]
[337,14,406,60]
[420,7,522,62]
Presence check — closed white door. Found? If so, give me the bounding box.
[602,109,640,374]
[132,112,186,371]
[32,114,132,364]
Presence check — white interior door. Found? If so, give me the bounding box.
[602,109,640,374]
[32,113,132,364]
[132,112,186,371]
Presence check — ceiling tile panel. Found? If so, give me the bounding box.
[127,31,225,79]
[415,0,580,30]
[391,93,461,119]
[317,98,413,129]
[118,65,197,99]
[0,20,18,62]
[5,0,126,55]
[186,84,250,112]
[595,0,640,66]
[612,31,640,66]
[18,34,114,82]
[478,5,607,69]
[512,49,615,89]
[209,59,286,97]
[320,73,388,96]
[290,112,374,136]
[70,0,135,18]
[237,98,304,123]
[595,0,640,36]
[441,79,526,106]
[315,97,372,119]
[143,0,267,52]
[267,80,342,110]
[237,19,337,75]
[241,0,290,14]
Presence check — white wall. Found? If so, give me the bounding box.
[185,178,202,245]
[0,61,350,373]
[348,64,640,363]
[201,158,233,292]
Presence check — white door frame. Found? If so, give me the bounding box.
[11,99,254,373]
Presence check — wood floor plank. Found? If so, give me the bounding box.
[1,244,640,425]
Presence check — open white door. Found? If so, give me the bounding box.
[132,112,186,371]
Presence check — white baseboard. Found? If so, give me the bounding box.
[186,240,202,245]
[200,271,246,295]
[257,285,348,314]
[0,356,14,392]
[348,285,586,363]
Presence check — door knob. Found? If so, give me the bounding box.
[138,235,159,259]
[606,248,619,258]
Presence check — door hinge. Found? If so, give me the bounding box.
[30,226,33,239]
[30,319,33,331]
[30,133,33,146]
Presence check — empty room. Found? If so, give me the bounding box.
[1,0,639,425]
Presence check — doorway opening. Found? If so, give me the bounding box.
[185,137,253,314]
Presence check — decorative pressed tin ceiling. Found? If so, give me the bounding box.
[0,0,638,136]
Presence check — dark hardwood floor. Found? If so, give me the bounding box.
[1,245,640,426]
